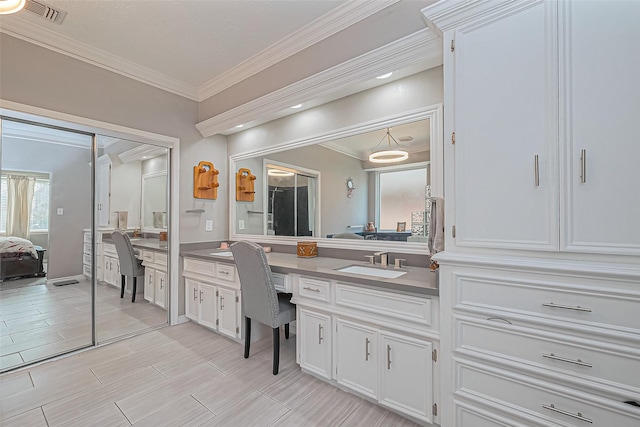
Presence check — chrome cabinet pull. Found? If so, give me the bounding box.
[387,345,392,370]
[199,290,203,303]
[543,353,592,368]
[534,155,540,186]
[580,149,587,183]
[487,317,512,325]
[160,278,163,289]
[542,302,592,312]
[543,404,592,423]
[318,324,323,344]
[220,295,224,310]
[365,338,370,361]
[220,270,229,275]
[303,286,320,293]
[193,289,197,301]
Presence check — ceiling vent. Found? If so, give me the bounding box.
[398,136,414,143]
[24,0,67,25]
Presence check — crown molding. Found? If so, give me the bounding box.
[196,0,400,101]
[0,18,200,100]
[196,28,442,137]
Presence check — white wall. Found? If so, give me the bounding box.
[110,161,142,229]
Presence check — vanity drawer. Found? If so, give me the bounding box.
[83,243,92,255]
[83,264,91,278]
[272,273,292,293]
[83,232,91,243]
[336,283,432,326]
[216,263,236,283]
[83,254,92,266]
[456,316,640,393]
[454,273,640,334]
[457,362,640,427]
[298,277,331,302]
[141,250,154,263]
[154,252,168,266]
[103,243,117,257]
[183,258,215,278]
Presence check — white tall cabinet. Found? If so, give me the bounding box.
[423,1,640,426]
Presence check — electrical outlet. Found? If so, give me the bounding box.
[239,220,245,230]
[57,208,64,215]
[205,220,213,231]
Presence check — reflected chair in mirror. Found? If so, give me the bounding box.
[230,240,296,375]
[332,232,364,240]
[111,231,145,302]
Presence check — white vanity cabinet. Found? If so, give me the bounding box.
[293,275,439,425]
[82,230,103,281]
[141,250,168,309]
[102,242,120,287]
[183,257,241,340]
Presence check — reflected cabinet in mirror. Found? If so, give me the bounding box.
[231,105,443,250]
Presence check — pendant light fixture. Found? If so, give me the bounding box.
[0,0,26,14]
[368,127,409,163]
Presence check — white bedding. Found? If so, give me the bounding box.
[0,236,39,259]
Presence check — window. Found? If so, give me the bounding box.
[0,174,50,233]
[378,167,427,231]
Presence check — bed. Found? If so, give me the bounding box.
[0,237,46,281]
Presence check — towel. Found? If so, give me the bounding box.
[428,197,444,254]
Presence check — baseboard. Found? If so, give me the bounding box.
[46,274,85,285]
[176,315,191,325]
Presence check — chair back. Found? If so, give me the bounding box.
[230,241,279,328]
[111,231,138,276]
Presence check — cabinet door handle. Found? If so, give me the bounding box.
[199,290,203,303]
[542,302,591,312]
[303,286,320,293]
[487,317,513,325]
[159,278,163,289]
[387,344,392,370]
[543,404,592,423]
[580,149,587,183]
[365,338,370,361]
[543,353,592,368]
[534,154,540,186]
[318,324,323,344]
[193,289,197,301]
[220,295,224,310]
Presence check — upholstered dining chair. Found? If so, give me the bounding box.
[230,241,296,375]
[111,231,145,302]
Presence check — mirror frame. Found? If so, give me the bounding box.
[141,170,168,232]
[229,103,443,255]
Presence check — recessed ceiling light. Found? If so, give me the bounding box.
[376,72,393,79]
[235,124,244,128]
[141,156,149,159]
[0,0,25,15]
[290,104,303,109]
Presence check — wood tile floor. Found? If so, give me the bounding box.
[0,321,421,426]
[1,277,167,371]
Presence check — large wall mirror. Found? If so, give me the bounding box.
[142,171,168,231]
[231,105,443,253]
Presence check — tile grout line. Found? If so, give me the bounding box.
[40,406,51,427]
[90,367,104,384]
[191,393,219,418]
[150,364,168,379]
[114,401,133,425]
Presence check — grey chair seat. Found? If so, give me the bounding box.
[230,241,296,375]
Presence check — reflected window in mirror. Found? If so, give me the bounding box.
[377,166,428,234]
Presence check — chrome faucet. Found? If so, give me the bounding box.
[374,251,388,268]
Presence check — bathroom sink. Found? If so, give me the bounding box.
[335,265,406,279]
[209,251,233,257]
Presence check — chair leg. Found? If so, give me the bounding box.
[273,327,280,375]
[244,317,251,359]
[284,323,290,339]
[120,275,125,298]
[131,277,137,303]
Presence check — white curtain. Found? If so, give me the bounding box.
[6,175,36,240]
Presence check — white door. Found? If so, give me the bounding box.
[452,1,558,251]
[298,308,332,379]
[335,318,377,399]
[379,332,433,424]
[560,1,640,255]
[144,268,154,302]
[218,288,238,339]
[154,269,167,308]
[96,158,111,227]
[199,284,217,329]
[185,279,198,321]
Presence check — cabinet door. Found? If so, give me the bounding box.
[144,268,154,302]
[379,332,433,424]
[185,279,199,321]
[335,318,377,399]
[453,1,558,251]
[218,288,239,339]
[198,284,217,329]
[298,309,332,379]
[561,1,640,255]
[154,269,167,308]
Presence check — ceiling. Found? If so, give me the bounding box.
[0,0,400,101]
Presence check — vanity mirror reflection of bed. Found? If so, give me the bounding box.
[0,116,170,372]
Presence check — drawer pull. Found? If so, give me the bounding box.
[220,295,224,310]
[542,302,592,312]
[303,286,321,293]
[219,270,229,275]
[543,404,592,423]
[193,289,197,301]
[487,317,512,325]
[387,344,392,370]
[534,154,540,186]
[318,324,323,344]
[365,338,370,361]
[543,353,592,368]
[199,290,203,303]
